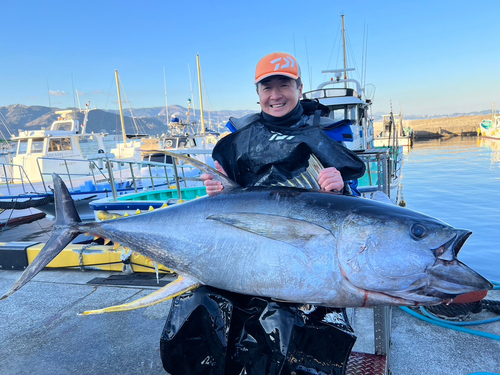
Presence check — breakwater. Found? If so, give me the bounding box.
[374,114,488,140]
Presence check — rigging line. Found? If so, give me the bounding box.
[119,81,146,135]
[71,74,77,110]
[304,36,312,91]
[345,32,361,82]
[200,69,213,130]
[0,128,12,148]
[46,78,52,108]
[361,21,366,87]
[325,23,342,82]
[363,25,369,89]
[188,64,197,118]
[97,76,117,133]
[32,212,52,239]
[0,112,15,135]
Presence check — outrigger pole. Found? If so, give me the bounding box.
[114,70,128,146]
[196,54,206,134]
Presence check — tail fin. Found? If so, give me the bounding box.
[1,174,81,300]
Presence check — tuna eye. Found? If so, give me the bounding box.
[411,224,427,239]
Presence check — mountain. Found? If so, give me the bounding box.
[0,104,254,139]
[1,104,496,140]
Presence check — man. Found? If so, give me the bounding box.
[203,51,365,195]
[160,52,365,375]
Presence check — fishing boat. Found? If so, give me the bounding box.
[478,116,500,140]
[143,56,220,165]
[302,69,404,205]
[374,112,413,151]
[0,72,189,223]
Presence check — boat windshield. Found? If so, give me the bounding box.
[48,138,72,152]
[52,121,74,131]
[31,138,45,153]
[17,140,28,155]
[328,104,358,123]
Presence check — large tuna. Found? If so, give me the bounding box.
[1,158,492,314]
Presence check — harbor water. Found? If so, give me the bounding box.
[401,136,500,282]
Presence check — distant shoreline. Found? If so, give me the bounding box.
[374,114,489,140]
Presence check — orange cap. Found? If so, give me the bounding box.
[254,52,301,84]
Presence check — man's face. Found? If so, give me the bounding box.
[257,76,303,117]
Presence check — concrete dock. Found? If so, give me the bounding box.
[1,268,499,375]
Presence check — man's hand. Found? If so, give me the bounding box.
[200,161,227,196]
[318,167,344,192]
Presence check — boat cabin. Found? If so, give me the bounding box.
[302,69,374,151]
[11,110,107,183]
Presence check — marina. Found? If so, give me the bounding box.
[1,4,499,374]
[0,137,499,374]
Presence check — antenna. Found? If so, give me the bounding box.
[71,74,77,110]
[76,89,82,110]
[341,14,348,88]
[163,66,169,122]
[46,78,52,107]
[304,36,312,91]
[362,24,369,89]
[188,64,197,118]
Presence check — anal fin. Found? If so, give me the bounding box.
[80,275,200,315]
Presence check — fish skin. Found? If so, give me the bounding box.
[1,172,493,310]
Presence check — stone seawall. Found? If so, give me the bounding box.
[374,114,489,140]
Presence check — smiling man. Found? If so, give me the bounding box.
[203,51,365,195]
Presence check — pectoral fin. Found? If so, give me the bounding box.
[208,213,334,249]
[80,275,201,315]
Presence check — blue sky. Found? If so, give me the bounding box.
[1,0,499,116]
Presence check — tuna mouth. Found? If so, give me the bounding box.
[432,230,471,260]
[406,230,492,302]
[425,230,492,298]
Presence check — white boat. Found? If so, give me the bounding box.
[143,59,220,166]
[302,14,404,206]
[0,104,185,222]
[303,68,405,205]
[374,112,413,151]
[478,116,500,140]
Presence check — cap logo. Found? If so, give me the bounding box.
[270,56,296,71]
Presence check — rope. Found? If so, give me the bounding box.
[424,299,500,320]
[0,195,54,209]
[400,306,500,341]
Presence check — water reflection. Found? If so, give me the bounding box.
[478,137,500,167]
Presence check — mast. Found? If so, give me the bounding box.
[342,14,348,88]
[196,54,206,134]
[115,70,127,146]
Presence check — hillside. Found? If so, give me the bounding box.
[0,104,254,138]
[1,104,495,141]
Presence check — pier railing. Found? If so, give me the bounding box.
[0,155,201,201]
[0,163,38,196]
